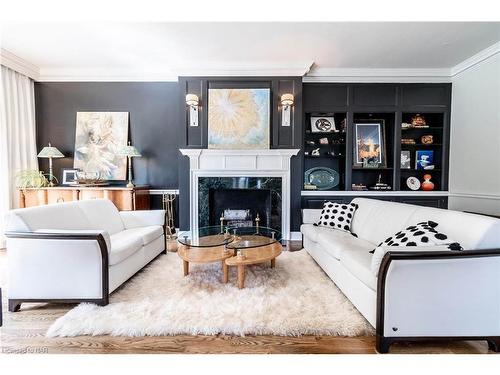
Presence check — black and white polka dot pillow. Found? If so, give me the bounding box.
[369,221,463,253]
[313,201,358,233]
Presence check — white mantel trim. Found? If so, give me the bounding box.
[180,149,299,240]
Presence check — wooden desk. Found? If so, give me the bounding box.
[19,186,150,211]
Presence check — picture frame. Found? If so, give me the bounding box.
[353,120,386,167]
[416,150,434,170]
[208,85,271,149]
[401,150,411,169]
[61,168,79,185]
[310,116,337,133]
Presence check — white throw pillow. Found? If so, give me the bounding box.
[370,245,460,276]
[314,201,358,233]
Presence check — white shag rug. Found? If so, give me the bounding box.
[46,250,374,338]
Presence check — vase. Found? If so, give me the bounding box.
[421,174,435,191]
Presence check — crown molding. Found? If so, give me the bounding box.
[0,48,40,80]
[38,68,178,82]
[450,41,500,77]
[303,68,452,83]
[173,61,314,77]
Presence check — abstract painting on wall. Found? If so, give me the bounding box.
[74,112,129,180]
[208,88,270,149]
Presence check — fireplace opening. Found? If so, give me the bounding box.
[209,188,272,228]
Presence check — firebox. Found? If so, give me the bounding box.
[209,188,272,228]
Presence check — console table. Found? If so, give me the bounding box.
[18,186,150,211]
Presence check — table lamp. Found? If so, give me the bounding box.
[117,141,142,188]
[37,142,64,186]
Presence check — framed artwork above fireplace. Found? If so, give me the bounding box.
[208,87,271,150]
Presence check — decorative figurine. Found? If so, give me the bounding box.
[311,148,320,156]
[421,174,435,191]
[411,114,428,127]
[421,135,434,144]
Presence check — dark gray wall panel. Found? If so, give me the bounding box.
[35,82,179,189]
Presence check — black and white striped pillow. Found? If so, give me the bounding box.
[314,201,358,233]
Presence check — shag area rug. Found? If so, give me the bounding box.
[46,250,374,337]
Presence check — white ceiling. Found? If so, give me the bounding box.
[1,22,499,80]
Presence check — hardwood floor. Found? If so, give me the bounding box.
[0,247,493,354]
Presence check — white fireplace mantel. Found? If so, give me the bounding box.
[180,149,300,239]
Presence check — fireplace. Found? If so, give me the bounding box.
[180,149,299,239]
[199,177,282,232]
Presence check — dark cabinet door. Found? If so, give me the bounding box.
[400,84,450,107]
[352,84,398,106]
[303,84,348,110]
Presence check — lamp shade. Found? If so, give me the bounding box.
[37,143,64,158]
[280,93,294,106]
[116,141,142,157]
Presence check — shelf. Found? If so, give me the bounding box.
[401,143,442,147]
[305,155,345,159]
[352,167,394,170]
[401,168,442,172]
[301,190,449,196]
[401,127,443,131]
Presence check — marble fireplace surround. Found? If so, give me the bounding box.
[180,149,300,240]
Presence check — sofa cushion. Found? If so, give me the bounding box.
[317,230,375,260]
[407,207,500,250]
[109,232,143,265]
[300,223,343,243]
[339,249,377,291]
[5,201,91,232]
[77,199,125,235]
[119,226,163,246]
[350,198,419,244]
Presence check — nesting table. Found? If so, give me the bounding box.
[177,226,282,288]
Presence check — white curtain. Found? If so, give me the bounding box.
[0,65,38,248]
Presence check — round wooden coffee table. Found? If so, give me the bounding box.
[177,226,235,283]
[225,242,282,289]
[177,226,282,287]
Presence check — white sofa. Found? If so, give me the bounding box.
[4,199,166,312]
[301,197,500,353]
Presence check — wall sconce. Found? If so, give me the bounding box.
[280,93,294,127]
[186,94,199,127]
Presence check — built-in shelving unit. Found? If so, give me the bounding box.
[301,83,451,209]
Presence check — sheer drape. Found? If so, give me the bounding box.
[0,65,38,248]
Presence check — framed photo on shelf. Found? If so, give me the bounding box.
[353,120,386,167]
[61,168,79,185]
[416,150,434,170]
[310,116,336,133]
[401,151,411,169]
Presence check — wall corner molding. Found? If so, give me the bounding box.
[0,48,40,80]
[451,41,500,77]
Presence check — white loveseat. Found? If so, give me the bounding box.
[301,197,500,353]
[4,199,166,312]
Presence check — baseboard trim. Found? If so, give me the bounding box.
[289,231,302,241]
[450,192,500,201]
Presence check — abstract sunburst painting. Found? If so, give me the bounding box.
[208,88,270,149]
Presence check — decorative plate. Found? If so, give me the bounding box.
[304,167,340,190]
[406,176,421,191]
